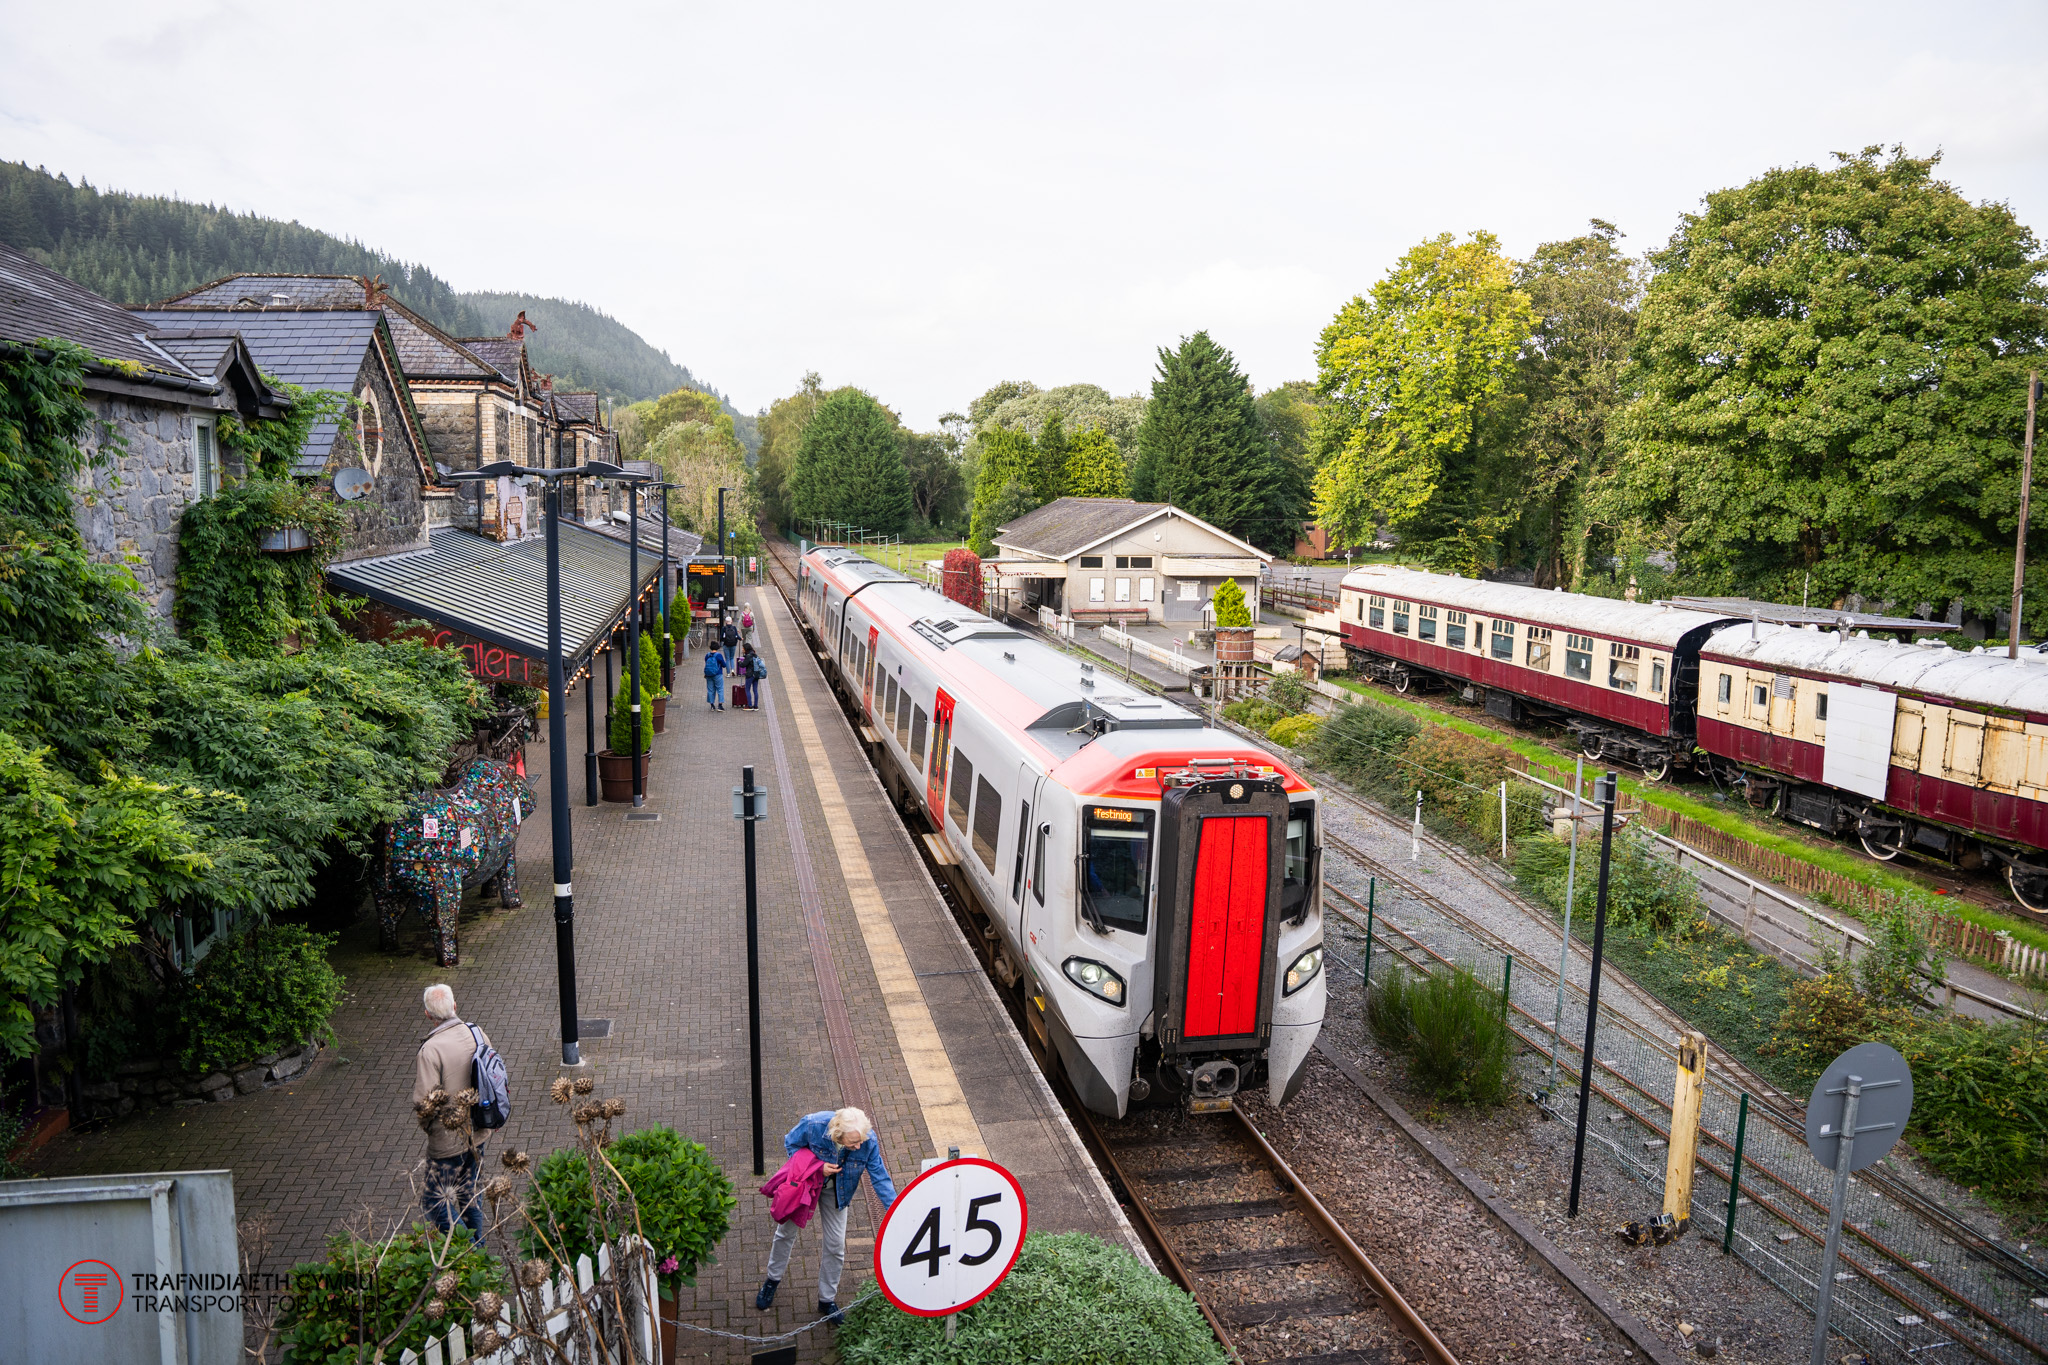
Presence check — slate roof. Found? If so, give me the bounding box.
[457,337,524,385]
[135,309,383,474]
[1,241,206,379]
[994,497,1174,559]
[151,273,496,382]
[554,391,600,424]
[329,523,664,665]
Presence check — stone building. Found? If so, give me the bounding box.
[990,496,1272,626]
[132,305,436,564]
[0,242,277,618]
[549,388,615,521]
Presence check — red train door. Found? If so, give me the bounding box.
[864,625,879,717]
[1182,816,1270,1039]
[927,690,955,824]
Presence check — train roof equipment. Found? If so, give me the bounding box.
[1340,565,1735,648]
[1670,597,1952,635]
[1704,622,2048,717]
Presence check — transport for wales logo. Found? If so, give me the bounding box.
[59,1260,124,1324]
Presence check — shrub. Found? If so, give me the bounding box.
[1396,726,1509,813]
[638,630,667,698]
[278,1225,504,1365]
[1758,972,1877,1082]
[171,923,344,1073]
[1511,828,1702,932]
[1367,963,1513,1106]
[1306,696,1420,784]
[1881,1016,2048,1199]
[522,1126,735,1300]
[1266,713,1322,749]
[1265,669,1314,715]
[1474,780,1548,849]
[606,684,654,755]
[1221,698,1283,731]
[1857,894,1943,1006]
[942,548,984,610]
[666,588,691,641]
[1210,577,1251,628]
[837,1230,1227,1365]
[175,473,348,655]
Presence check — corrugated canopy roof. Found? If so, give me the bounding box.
[330,523,662,664]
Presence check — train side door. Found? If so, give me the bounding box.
[864,625,879,717]
[927,690,955,825]
[1007,765,1042,944]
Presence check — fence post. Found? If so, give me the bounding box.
[1361,878,1376,995]
[1722,1090,1750,1254]
[1664,1032,1707,1231]
[1500,780,1509,860]
[1500,953,1513,1028]
[1742,883,1757,940]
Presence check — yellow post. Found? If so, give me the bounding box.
[1664,1031,1707,1231]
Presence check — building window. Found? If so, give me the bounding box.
[1565,633,1594,681]
[1115,577,1130,603]
[1445,610,1467,649]
[1418,604,1438,642]
[1090,577,1106,602]
[1115,555,1129,568]
[1130,555,1153,568]
[1391,601,1410,635]
[1178,580,1198,601]
[194,420,218,498]
[1139,577,1155,602]
[1080,555,1104,568]
[355,388,384,475]
[1491,621,1516,660]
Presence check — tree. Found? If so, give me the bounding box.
[1063,426,1127,498]
[1607,148,2048,622]
[975,383,1147,465]
[899,427,966,530]
[787,388,914,535]
[968,426,1042,554]
[1311,232,1533,573]
[753,373,826,529]
[968,380,1039,426]
[642,387,732,451]
[1515,222,1642,588]
[1210,576,1252,627]
[1133,332,1299,552]
[1034,410,1069,503]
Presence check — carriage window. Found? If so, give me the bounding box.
[1445,610,1467,649]
[1083,806,1151,933]
[1815,691,1828,722]
[1392,601,1410,635]
[885,675,899,729]
[1717,673,1732,705]
[1491,621,1516,660]
[1650,661,1666,694]
[1356,596,1366,622]
[971,775,1002,873]
[948,751,975,831]
[1418,604,1438,642]
[897,688,913,748]
[1609,642,1640,693]
[1367,594,1385,630]
[1031,823,1047,905]
[1010,801,1032,901]
[910,705,928,767]
[1753,683,1769,709]
[1565,633,1594,681]
[1525,626,1553,671]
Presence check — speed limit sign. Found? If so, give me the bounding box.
[873,1158,1028,1316]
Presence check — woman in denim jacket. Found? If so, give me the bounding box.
[756,1106,897,1324]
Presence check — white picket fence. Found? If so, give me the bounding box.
[1100,626,1208,677]
[398,1241,655,1365]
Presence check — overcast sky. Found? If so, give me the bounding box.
[6,1,2046,428]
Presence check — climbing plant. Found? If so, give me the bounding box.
[175,478,347,655]
[216,382,349,480]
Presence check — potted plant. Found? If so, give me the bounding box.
[667,592,692,664]
[597,684,654,802]
[1210,577,1255,662]
[640,630,670,733]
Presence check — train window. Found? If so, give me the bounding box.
[897,689,913,748]
[972,776,1003,873]
[1368,594,1384,630]
[1418,604,1438,642]
[1610,658,1640,693]
[1445,610,1467,649]
[910,705,928,767]
[1080,556,1104,568]
[1753,683,1768,709]
[885,675,900,730]
[949,751,975,832]
[1650,661,1666,694]
[1083,806,1152,933]
[1717,673,1732,705]
[1526,626,1552,671]
[1491,621,1515,660]
[1282,803,1317,922]
[1031,823,1047,905]
[1565,634,1594,681]
[1011,801,1032,902]
[1815,691,1828,723]
[1392,601,1410,635]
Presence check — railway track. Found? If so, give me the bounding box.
[1075,1099,1457,1365]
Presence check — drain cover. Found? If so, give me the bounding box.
[576,1019,613,1038]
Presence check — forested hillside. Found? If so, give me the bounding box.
[0,161,726,411]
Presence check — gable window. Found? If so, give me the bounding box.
[1491,621,1516,660]
[194,420,218,498]
[355,388,384,475]
[1608,642,1641,693]
[1565,633,1594,681]
[1445,610,1467,649]
[1367,594,1385,630]
[1525,626,1553,671]
[1391,601,1410,635]
[1079,555,1104,568]
[1417,604,1438,642]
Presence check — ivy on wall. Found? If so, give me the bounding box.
[175,477,347,655]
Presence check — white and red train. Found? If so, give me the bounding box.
[796,545,1326,1117]
[1338,566,2048,914]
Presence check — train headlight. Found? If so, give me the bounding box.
[1283,946,1324,996]
[1063,957,1127,1006]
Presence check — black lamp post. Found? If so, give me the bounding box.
[447,458,627,1066]
[716,486,731,646]
[640,479,685,695]
[621,470,650,808]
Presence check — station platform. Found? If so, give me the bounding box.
[27,584,1132,1361]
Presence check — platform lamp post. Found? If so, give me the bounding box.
[621,469,652,808]
[716,487,730,648]
[447,458,626,1066]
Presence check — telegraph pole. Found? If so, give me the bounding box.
[2013,371,2040,659]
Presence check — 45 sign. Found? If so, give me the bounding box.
[873,1158,1028,1316]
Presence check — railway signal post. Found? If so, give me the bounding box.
[1568,770,1619,1219]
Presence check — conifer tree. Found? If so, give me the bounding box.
[1062,426,1127,499]
[1133,332,1299,552]
[967,426,1042,554]
[787,388,915,534]
[1034,410,1070,503]
[1210,576,1252,627]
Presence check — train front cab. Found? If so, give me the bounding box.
[1050,772,1322,1117]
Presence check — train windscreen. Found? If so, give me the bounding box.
[1083,806,1152,933]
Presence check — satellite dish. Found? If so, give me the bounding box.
[333,468,373,502]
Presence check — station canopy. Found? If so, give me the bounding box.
[1667,597,1955,634]
[331,524,666,685]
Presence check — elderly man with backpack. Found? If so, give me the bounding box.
[413,983,509,1245]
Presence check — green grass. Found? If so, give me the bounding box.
[1324,676,2048,955]
[853,541,967,572]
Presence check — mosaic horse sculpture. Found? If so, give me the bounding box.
[374,757,535,966]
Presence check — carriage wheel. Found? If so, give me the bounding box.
[1639,752,1671,783]
[1857,815,1908,862]
[1392,669,1412,694]
[2006,861,2048,915]
[1580,730,1605,760]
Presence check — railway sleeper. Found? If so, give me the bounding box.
[1188,1243,1328,1273]
[1216,1292,1368,1328]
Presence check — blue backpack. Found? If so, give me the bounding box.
[467,1024,511,1131]
[704,652,723,678]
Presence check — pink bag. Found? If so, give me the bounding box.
[760,1147,825,1227]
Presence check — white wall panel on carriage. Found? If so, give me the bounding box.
[1821,683,1898,800]
[1339,565,1734,650]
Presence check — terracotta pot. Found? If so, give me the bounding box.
[596,749,652,803]
[651,695,668,734]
